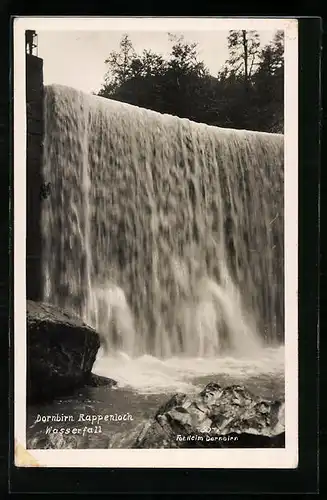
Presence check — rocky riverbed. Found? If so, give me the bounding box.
[27,377,285,450]
[26,301,285,450]
[133,382,285,448]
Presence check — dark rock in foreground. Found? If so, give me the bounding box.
[134,382,285,448]
[27,300,107,403]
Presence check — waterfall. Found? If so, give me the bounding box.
[41,84,284,359]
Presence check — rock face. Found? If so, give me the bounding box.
[27,300,101,403]
[134,382,285,448]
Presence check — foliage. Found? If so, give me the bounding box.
[97,31,284,133]
[223,30,261,82]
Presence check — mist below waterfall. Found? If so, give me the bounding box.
[41,84,284,362]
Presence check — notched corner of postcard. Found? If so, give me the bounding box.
[15,440,40,467]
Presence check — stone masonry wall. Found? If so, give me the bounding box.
[26,54,43,300]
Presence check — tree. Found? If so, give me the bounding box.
[139,50,166,77]
[98,33,211,120]
[253,31,284,132]
[100,34,136,93]
[214,30,262,130]
[224,30,261,84]
[256,30,284,82]
[157,34,210,119]
[97,31,284,133]
[167,33,208,77]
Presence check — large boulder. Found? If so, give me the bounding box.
[134,382,285,448]
[27,300,103,403]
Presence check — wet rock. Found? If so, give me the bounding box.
[134,382,285,448]
[155,393,190,416]
[27,429,111,450]
[85,373,117,388]
[133,418,180,449]
[27,300,101,403]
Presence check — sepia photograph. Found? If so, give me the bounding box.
[14,17,298,468]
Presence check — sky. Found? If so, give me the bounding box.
[37,29,279,95]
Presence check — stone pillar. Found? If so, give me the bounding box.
[26,54,43,301]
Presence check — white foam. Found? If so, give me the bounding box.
[92,345,284,394]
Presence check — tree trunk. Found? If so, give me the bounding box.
[242,30,249,91]
[242,30,248,84]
